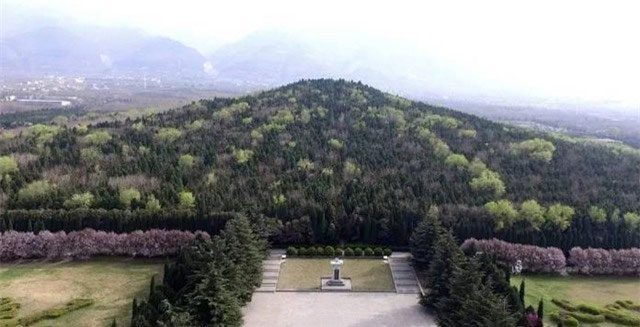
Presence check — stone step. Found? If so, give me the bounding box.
[396,286,421,294]
[395,280,418,286]
[263,271,279,278]
[255,286,276,292]
[259,280,277,285]
[262,264,280,270]
[261,278,278,285]
[393,273,416,279]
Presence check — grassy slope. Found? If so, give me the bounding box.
[277,258,395,291]
[0,258,164,327]
[511,274,640,326]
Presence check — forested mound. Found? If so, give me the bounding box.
[1,79,639,248]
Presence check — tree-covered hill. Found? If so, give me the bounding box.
[1,79,639,248]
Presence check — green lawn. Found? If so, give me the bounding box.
[277,258,395,292]
[511,274,640,326]
[0,258,165,327]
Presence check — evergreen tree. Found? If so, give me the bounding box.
[537,299,544,321]
[410,205,442,269]
[519,280,526,306]
[219,215,266,302]
[422,228,464,308]
[186,261,242,326]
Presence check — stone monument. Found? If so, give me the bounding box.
[321,257,352,291]
[327,258,344,286]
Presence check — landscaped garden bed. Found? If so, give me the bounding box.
[511,274,640,326]
[277,258,395,292]
[0,258,164,326]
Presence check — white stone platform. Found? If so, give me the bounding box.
[320,277,352,291]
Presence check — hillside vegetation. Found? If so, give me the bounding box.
[1,79,639,248]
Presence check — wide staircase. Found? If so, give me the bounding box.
[389,252,421,294]
[255,249,285,292]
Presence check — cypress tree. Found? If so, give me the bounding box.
[149,276,155,297]
[519,280,526,305]
[131,298,138,327]
[537,299,544,321]
[422,228,463,309]
[410,205,442,269]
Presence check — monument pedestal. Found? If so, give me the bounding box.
[320,277,352,291]
[320,258,352,291]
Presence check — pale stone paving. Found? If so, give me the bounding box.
[389,252,421,294]
[255,249,285,292]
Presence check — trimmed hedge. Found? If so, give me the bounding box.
[463,238,640,276]
[603,309,640,326]
[568,311,606,323]
[550,312,579,327]
[18,298,94,326]
[0,209,233,234]
[0,229,209,261]
[285,245,391,257]
[577,303,604,315]
[0,297,20,320]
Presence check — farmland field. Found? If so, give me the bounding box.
[511,274,640,326]
[0,258,164,327]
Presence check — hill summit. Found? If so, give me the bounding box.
[1,79,639,249]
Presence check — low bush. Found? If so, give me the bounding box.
[577,303,604,315]
[0,297,20,320]
[551,312,580,327]
[324,246,335,256]
[616,300,640,311]
[551,299,577,312]
[563,316,580,327]
[18,298,94,326]
[373,247,383,256]
[604,309,640,326]
[316,246,325,256]
[353,247,364,256]
[383,248,392,256]
[286,246,298,256]
[344,248,355,256]
[298,247,307,256]
[307,247,317,256]
[335,247,343,256]
[568,311,606,323]
[363,247,374,256]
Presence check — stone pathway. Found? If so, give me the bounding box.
[389,252,421,294]
[256,249,285,292]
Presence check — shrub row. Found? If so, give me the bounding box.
[286,245,392,257]
[0,229,209,261]
[0,297,20,320]
[551,298,640,327]
[0,209,233,234]
[462,238,640,275]
[461,238,566,273]
[17,299,94,326]
[568,247,640,275]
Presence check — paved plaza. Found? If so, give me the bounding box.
[243,292,436,327]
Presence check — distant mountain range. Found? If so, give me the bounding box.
[1,26,208,78]
[1,25,462,99]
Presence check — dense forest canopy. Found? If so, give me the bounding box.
[1,79,639,247]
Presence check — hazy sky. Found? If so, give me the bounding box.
[3,0,640,106]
